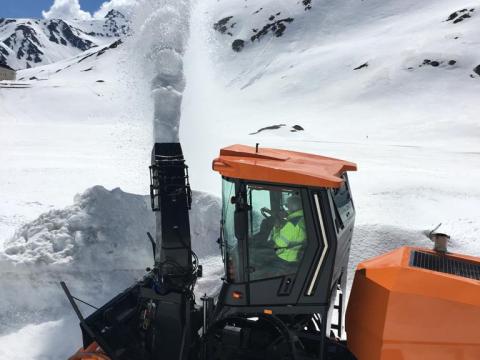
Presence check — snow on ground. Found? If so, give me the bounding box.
[0,0,480,358]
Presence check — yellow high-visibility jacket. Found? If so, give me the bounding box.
[272,210,306,262]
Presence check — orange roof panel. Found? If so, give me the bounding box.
[212,144,357,188]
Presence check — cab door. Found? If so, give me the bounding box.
[245,183,320,306]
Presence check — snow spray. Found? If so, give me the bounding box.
[134,0,191,143]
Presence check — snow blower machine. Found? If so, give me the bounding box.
[64,142,480,360]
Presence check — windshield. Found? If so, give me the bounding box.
[221,178,308,283]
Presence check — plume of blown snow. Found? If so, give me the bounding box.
[129,0,191,143]
[42,0,92,20]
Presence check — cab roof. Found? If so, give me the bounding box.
[212,144,357,188]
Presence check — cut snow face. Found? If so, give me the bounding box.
[3,186,220,267]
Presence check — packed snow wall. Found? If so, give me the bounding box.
[0,186,222,335]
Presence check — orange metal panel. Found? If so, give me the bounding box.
[212,144,357,188]
[68,342,111,360]
[346,247,480,360]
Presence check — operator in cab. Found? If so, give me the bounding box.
[272,195,306,263]
[256,194,307,276]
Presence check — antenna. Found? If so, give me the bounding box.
[256,143,259,153]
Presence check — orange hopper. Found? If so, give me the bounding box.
[346,246,480,360]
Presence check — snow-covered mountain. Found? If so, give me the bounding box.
[0,10,130,70]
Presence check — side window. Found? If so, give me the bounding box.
[222,179,240,282]
[331,174,354,233]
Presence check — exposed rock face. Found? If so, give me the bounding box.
[232,39,245,52]
[354,62,368,70]
[416,59,458,69]
[214,16,234,34]
[446,8,475,24]
[302,0,313,11]
[473,65,480,76]
[213,1,311,53]
[87,9,131,38]
[250,17,294,41]
[103,9,130,36]
[0,44,9,65]
[0,10,130,69]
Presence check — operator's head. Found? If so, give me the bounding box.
[286,195,302,212]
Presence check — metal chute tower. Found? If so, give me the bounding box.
[64,142,201,360]
[149,142,194,282]
[147,142,199,359]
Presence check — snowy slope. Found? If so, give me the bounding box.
[0,0,479,358]
[184,0,480,152]
[0,35,150,241]
[0,10,129,70]
[181,0,480,236]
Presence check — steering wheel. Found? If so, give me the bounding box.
[260,207,272,219]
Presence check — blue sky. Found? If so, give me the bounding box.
[1,0,104,19]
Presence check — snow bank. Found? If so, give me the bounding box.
[0,186,221,335]
[3,186,152,268]
[3,186,220,267]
